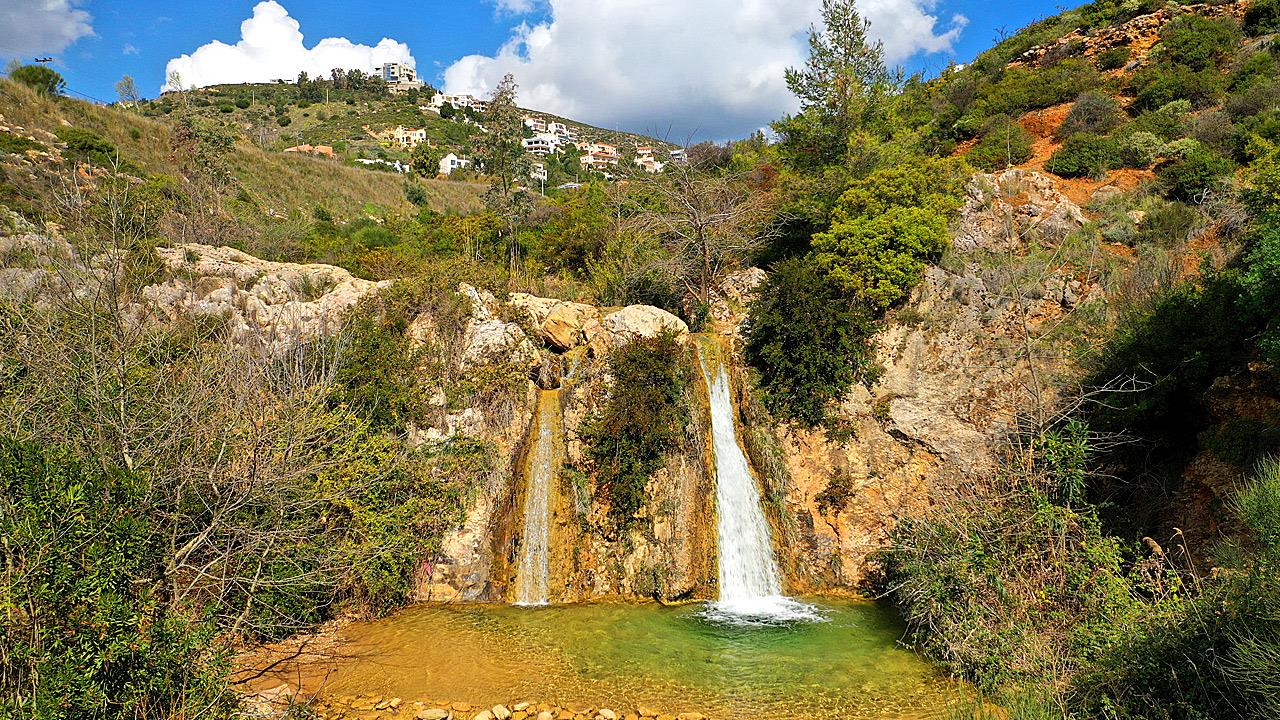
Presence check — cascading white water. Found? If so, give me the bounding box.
[697,342,821,624]
[515,390,561,606]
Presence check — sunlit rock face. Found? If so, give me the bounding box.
[142,244,391,352]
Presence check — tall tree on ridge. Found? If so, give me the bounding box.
[478,73,532,282]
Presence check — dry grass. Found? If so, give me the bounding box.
[231,147,483,217]
[0,79,483,219]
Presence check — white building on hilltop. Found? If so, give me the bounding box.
[379,63,423,94]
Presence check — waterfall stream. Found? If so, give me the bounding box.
[514,389,562,606]
[697,340,821,624]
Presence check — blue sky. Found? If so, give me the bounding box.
[1,1,1069,140]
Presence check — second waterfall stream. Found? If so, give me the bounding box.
[696,339,821,624]
[514,389,562,606]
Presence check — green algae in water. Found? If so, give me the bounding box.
[301,599,963,719]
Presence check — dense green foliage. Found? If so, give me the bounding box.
[583,332,689,528]
[1046,132,1117,178]
[0,441,234,719]
[812,158,964,309]
[744,256,876,426]
[8,65,64,96]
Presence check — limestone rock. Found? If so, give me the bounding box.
[458,283,539,371]
[417,710,450,720]
[543,301,601,350]
[493,706,512,720]
[592,305,688,354]
[955,169,1086,252]
[136,243,389,354]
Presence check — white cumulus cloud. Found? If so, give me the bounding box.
[443,0,966,141]
[162,1,415,91]
[0,0,93,59]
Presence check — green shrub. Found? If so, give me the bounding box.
[1245,0,1280,36]
[967,114,1034,171]
[0,440,235,719]
[1131,100,1192,140]
[1230,50,1280,91]
[8,64,64,95]
[1159,15,1243,71]
[1132,64,1225,111]
[1115,130,1165,168]
[1096,46,1131,71]
[1046,132,1117,178]
[0,133,43,155]
[1159,147,1233,202]
[744,256,878,426]
[1133,199,1202,248]
[811,157,966,308]
[880,478,1137,691]
[583,331,689,528]
[1073,461,1280,720]
[954,58,1101,137]
[277,115,292,127]
[1056,91,1124,140]
[351,223,398,249]
[54,127,130,169]
[235,97,251,109]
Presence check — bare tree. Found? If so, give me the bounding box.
[630,162,776,322]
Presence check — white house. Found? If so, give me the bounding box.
[431,93,487,112]
[523,116,547,133]
[522,132,562,156]
[439,152,472,176]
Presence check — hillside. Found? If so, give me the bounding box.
[146,80,678,188]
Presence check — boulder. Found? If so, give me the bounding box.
[508,292,560,327]
[460,318,539,370]
[543,301,601,350]
[592,305,688,355]
[417,710,450,720]
[493,706,512,720]
[474,711,495,720]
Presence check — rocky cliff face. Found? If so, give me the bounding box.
[734,169,1116,590]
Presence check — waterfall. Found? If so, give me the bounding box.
[514,389,562,606]
[697,340,820,624]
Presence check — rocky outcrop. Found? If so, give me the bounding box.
[1013,1,1247,70]
[771,168,1111,589]
[508,291,688,355]
[458,284,541,371]
[141,244,389,352]
[955,169,1087,252]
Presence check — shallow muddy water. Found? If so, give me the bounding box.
[283,599,965,719]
